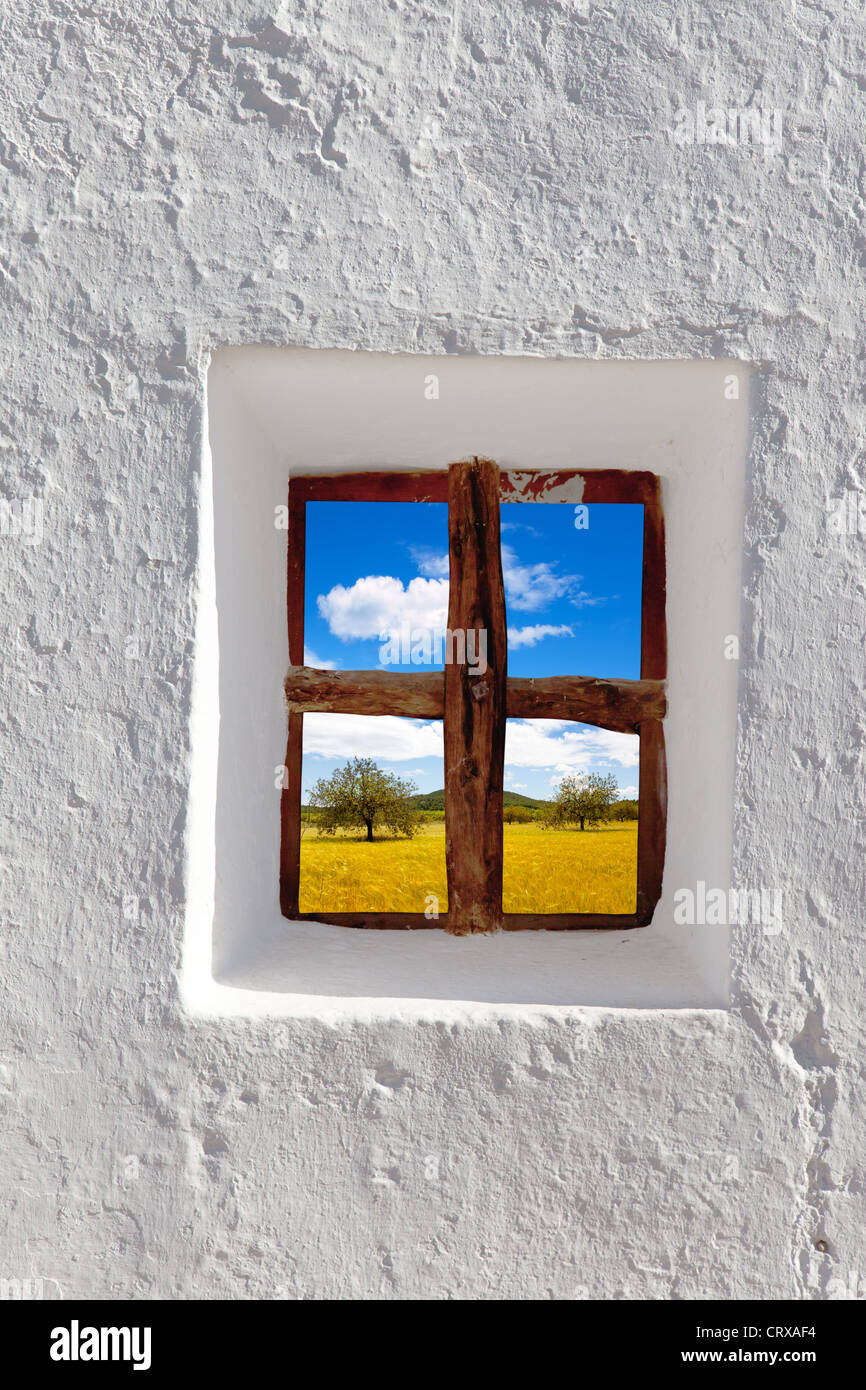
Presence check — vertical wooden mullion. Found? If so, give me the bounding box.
[637,478,667,922]
[443,458,507,934]
[636,719,667,922]
[280,487,306,918]
[639,478,667,682]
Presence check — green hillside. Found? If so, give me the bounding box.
[408,788,550,811]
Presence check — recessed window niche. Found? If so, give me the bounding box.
[184,349,749,1016]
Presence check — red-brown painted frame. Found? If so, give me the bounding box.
[280,465,667,931]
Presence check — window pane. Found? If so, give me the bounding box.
[305,499,642,678]
[500,502,643,678]
[300,713,446,914]
[304,501,449,672]
[502,718,639,914]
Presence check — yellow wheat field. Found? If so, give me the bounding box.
[299,820,637,915]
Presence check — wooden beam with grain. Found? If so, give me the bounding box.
[636,718,667,923]
[443,458,507,935]
[284,666,444,717]
[507,674,666,731]
[279,487,306,919]
[284,666,665,732]
[293,911,647,931]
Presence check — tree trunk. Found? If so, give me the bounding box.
[579,817,585,831]
[365,819,373,842]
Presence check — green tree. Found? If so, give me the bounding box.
[610,798,639,822]
[542,772,619,831]
[503,804,534,824]
[307,757,422,841]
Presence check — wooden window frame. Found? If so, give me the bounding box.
[280,460,667,934]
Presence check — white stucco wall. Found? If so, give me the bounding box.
[1,2,863,1300]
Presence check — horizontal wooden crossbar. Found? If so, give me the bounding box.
[284,665,666,733]
[286,667,442,717]
[508,674,665,728]
[293,911,650,931]
[288,467,662,506]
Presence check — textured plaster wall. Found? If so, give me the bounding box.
[1,1,864,1299]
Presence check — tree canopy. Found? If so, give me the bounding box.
[542,772,619,831]
[306,757,422,841]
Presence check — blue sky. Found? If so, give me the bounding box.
[301,500,642,802]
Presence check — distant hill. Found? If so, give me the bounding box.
[303,787,636,814]
[408,788,550,811]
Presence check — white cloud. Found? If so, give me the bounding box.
[508,623,574,649]
[409,547,449,578]
[304,714,443,762]
[502,544,581,613]
[317,574,448,643]
[619,785,638,798]
[303,645,338,669]
[317,536,606,648]
[505,778,528,790]
[505,721,639,772]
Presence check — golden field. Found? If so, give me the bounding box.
[299,820,637,915]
